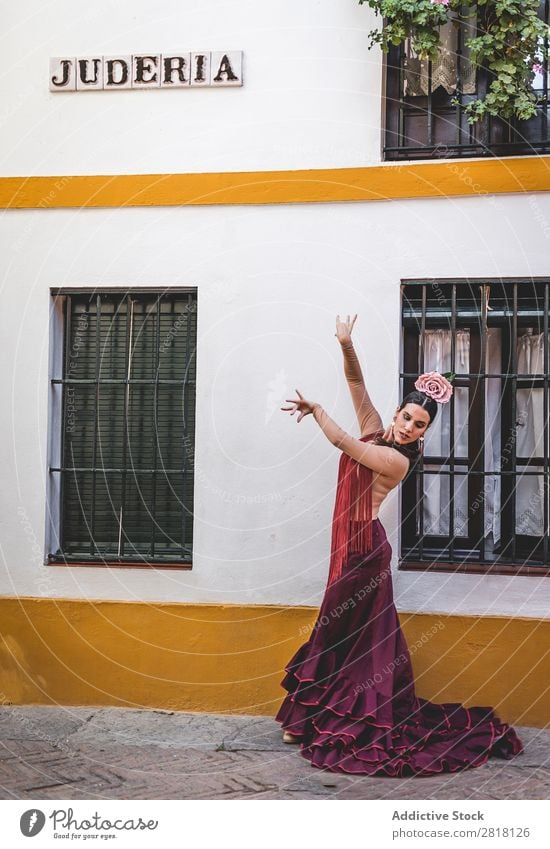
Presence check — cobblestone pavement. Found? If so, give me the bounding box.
[0,707,548,800]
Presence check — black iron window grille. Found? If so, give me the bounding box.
[48,289,197,565]
[401,279,550,575]
[384,2,550,160]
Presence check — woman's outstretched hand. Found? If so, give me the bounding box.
[281,390,317,423]
[335,314,357,345]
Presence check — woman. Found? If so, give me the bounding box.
[275,314,523,777]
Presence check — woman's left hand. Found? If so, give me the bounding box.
[281,390,317,423]
[335,313,357,345]
[381,423,394,443]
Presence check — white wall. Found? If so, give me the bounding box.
[2,193,550,618]
[0,0,383,176]
[1,0,549,619]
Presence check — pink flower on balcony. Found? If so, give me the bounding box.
[430,0,450,5]
[533,63,545,75]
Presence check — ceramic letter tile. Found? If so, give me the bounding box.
[50,57,76,91]
[161,53,191,87]
[132,54,161,88]
[210,51,242,86]
[76,56,103,91]
[189,52,210,87]
[103,55,132,89]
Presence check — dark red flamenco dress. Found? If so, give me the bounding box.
[275,430,523,776]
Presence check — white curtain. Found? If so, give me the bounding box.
[420,328,547,543]
[484,328,503,544]
[421,329,470,537]
[404,16,476,97]
[515,331,545,536]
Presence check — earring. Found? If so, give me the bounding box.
[418,435,424,456]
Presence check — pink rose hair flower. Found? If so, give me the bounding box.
[414,371,453,403]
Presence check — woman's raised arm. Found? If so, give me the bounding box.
[282,391,408,481]
[335,315,383,437]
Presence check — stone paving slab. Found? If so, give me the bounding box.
[0,707,548,800]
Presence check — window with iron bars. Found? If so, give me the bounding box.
[401,279,550,575]
[384,2,550,160]
[47,289,196,566]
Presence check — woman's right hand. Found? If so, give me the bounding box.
[335,314,357,345]
[281,390,317,423]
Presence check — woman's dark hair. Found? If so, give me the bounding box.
[400,390,439,425]
[373,390,439,467]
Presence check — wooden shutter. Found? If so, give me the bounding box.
[56,290,196,563]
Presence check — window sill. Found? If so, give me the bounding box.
[48,559,192,570]
[398,559,550,577]
[383,142,550,163]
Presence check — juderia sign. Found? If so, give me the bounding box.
[49,52,243,90]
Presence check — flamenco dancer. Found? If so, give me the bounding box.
[275,314,523,777]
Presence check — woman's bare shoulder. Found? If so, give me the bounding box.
[360,440,410,481]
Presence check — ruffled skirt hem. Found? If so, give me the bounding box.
[275,644,523,778]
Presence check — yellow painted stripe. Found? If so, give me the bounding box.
[1,156,549,209]
[0,596,547,727]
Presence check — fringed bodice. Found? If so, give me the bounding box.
[326,429,384,587]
